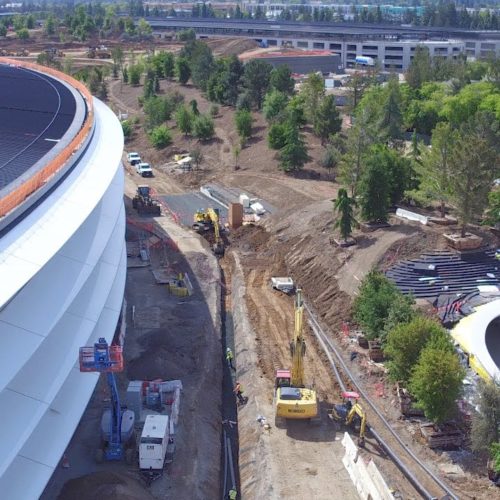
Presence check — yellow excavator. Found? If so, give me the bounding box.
[329,391,367,447]
[192,208,225,256]
[275,289,319,421]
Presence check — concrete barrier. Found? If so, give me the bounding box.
[396,208,428,225]
[341,433,393,500]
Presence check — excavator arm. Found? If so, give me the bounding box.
[290,289,306,387]
[346,403,367,446]
[207,208,225,256]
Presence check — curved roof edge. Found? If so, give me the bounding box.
[0,58,94,231]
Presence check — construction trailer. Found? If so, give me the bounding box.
[139,414,170,471]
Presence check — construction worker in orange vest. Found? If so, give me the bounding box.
[234,381,245,404]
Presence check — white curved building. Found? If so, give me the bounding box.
[0,59,125,499]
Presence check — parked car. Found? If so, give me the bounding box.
[136,162,153,178]
[127,152,141,166]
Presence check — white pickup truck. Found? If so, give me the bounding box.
[271,277,295,294]
[136,162,153,178]
[127,152,141,166]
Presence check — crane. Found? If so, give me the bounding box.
[192,207,225,256]
[275,289,319,421]
[329,391,367,447]
[79,338,136,463]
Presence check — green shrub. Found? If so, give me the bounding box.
[353,271,399,340]
[409,346,464,424]
[385,316,451,383]
[149,125,171,148]
[121,120,132,139]
[193,114,214,141]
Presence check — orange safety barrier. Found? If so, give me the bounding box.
[0,58,94,218]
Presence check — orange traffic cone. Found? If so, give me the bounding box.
[61,454,70,469]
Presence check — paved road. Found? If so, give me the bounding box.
[160,192,228,227]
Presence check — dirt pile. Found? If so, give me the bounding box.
[58,472,154,500]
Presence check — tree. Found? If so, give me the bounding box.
[385,317,451,383]
[379,76,403,140]
[149,125,172,148]
[415,122,457,217]
[190,99,199,116]
[314,95,342,144]
[406,46,432,90]
[359,147,392,223]
[190,147,203,170]
[286,94,307,127]
[128,64,142,85]
[381,294,415,344]
[300,72,325,123]
[176,57,191,85]
[137,18,152,37]
[111,46,124,72]
[176,106,193,136]
[0,25,6,38]
[17,28,29,40]
[263,90,288,122]
[471,380,500,453]
[345,71,372,111]
[243,59,272,109]
[279,123,308,173]
[235,109,252,143]
[270,64,295,95]
[178,28,196,41]
[409,346,465,424]
[333,189,358,242]
[353,271,399,340]
[163,52,175,78]
[143,95,176,130]
[448,112,500,236]
[122,67,129,84]
[233,145,241,169]
[121,120,132,139]
[187,41,214,91]
[320,145,341,179]
[268,123,287,150]
[484,190,500,227]
[193,114,215,141]
[45,14,56,35]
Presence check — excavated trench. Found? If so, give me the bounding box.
[219,261,241,498]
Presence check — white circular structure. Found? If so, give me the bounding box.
[0,60,125,498]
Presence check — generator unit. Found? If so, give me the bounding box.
[139,414,169,471]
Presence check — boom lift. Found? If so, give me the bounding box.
[79,338,136,463]
[192,207,225,256]
[275,289,319,420]
[329,391,367,447]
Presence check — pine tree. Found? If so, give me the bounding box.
[333,189,358,242]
